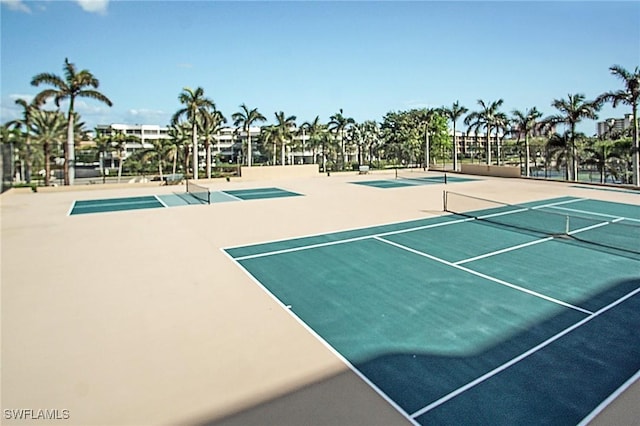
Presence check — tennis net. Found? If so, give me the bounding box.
[186,180,211,204]
[443,191,640,256]
[395,168,447,184]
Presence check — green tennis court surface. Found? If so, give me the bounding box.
[225,196,640,425]
[352,174,476,188]
[221,187,302,200]
[69,187,302,215]
[69,195,166,215]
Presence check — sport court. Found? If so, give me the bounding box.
[68,184,302,215]
[351,171,477,189]
[225,193,640,425]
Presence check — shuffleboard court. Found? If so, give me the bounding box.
[221,187,302,201]
[352,174,477,189]
[69,195,166,215]
[224,195,640,425]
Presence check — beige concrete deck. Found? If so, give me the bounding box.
[1,170,638,425]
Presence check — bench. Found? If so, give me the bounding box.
[162,173,184,185]
[358,165,370,175]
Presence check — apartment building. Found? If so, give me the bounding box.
[596,114,636,138]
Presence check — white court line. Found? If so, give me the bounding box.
[374,236,593,315]
[530,198,586,209]
[577,368,640,426]
[66,200,77,216]
[220,248,420,426]
[71,198,160,208]
[455,217,626,265]
[233,217,475,261]
[233,198,603,261]
[410,286,640,420]
[218,191,243,201]
[545,205,640,224]
[154,195,168,208]
[454,237,554,265]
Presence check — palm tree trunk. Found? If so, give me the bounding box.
[452,123,458,172]
[205,138,211,179]
[486,125,492,166]
[281,140,285,166]
[66,109,75,185]
[525,133,530,177]
[424,125,430,171]
[192,123,198,180]
[172,147,177,175]
[632,103,639,186]
[247,126,252,167]
[44,142,50,186]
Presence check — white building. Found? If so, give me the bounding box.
[596,114,636,138]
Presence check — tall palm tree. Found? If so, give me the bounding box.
[443,101,468,171]
[412,108,437,169]
[543,94,600,181]
[109,131,140,183]
[8,98,46,183]
[597,65,640,186]
[464,99,504,166]
[172,87,215,180]
[511,107,543,177]
[259,125,279,165]
[199,106,226,178]
[328,108,355,170]
[231,104,266,168]
[31,58,112,185]
[29,109,66,186]
[301,116,324,165]
[168,123,191,175]
[274,111,297,165]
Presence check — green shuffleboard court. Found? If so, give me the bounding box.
[221,187,302,200]
[69,195,166,215]
[225,195,640,425]
[352,172,477,189]
[69,187,302,215]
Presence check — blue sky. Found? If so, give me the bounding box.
[1,1,639,135]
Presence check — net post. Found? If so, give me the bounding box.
[443,190,448,212]
[444,173,447,185]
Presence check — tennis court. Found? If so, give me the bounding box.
[352,171,477,189]
[68,195,167,215]
[68,183,302,215]
[225,194,640,425]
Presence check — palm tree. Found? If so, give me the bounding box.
[511,107,543,177]
[110,131,140,183]
[443,101,468,171]
[231,104,266,168]
[328,108,355,170]
[597,65,640,186]
[274,111,297,165]
[301,116,324,165]
[29,109,66,186]
[199,106,226,178]
[172,87,215,180]
[412,108,437,170]
[168,123,190,175]
[546,131,571,180]
[93,134,112,183]
[31,58,112,185]
[8,98,46,183]
[543,94,600,181]
[464,99,504,166]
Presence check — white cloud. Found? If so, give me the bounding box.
[0,0,31,13]
[75,0,109,15]
[125,109,169,124]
